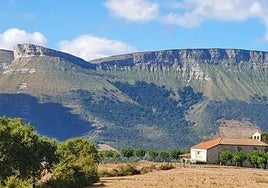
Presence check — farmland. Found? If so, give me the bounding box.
[93,162,268,188]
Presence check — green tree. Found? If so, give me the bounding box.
[121,148,134,160]
[49,138,99,188]
[220,151,233,165]
[233,151,246,167]
[113,152,121,161]
[103,150,116,162]
[160,151,170,162]
[0,117,57,188]
[148,150,158,162]
[248,150,261,168]
[257,156,266,169]
[170,149,182,165]
[261,133,268,144]
[136,149,146,160]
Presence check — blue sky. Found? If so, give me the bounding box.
[1,0,268,60]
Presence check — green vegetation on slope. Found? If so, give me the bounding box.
[81,81,204,150]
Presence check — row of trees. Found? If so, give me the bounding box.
[99,148,188,163]
[0,117,99,188]
[220,150,268,168]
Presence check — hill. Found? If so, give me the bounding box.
[0,44,268,150]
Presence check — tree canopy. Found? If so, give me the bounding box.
[0,117,99,188]
[0,117,57,187]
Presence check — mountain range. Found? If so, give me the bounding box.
[0,43,268,150]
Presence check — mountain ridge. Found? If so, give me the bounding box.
[1,43,268,150]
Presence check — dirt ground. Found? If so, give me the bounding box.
[92,163,268,188]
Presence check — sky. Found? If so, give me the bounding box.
[1,0,268,60]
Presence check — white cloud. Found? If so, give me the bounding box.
[0,28,47,50]
[104,0,159,22]
[103,0,268,43]
[162,0,267,27]
[162,0,268,42]
[58,35,136,60]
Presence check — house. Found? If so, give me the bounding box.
[190,131,268,166]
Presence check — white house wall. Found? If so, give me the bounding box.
[191,148,207,162]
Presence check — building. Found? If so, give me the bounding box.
[190,132,268,166]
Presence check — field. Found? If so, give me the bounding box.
[93,162,268,188]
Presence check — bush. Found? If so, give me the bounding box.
[99,164,140,177]
[157,164,174,170]
[1,176,31,188]
[140,165,157,174]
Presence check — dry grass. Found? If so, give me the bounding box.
[93,162,268,188]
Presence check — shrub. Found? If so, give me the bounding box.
[99,164,140,177]
[140,165,157,174]
[157,164,174,170]
[1,176,31,188]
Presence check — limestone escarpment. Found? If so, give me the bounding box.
[94,49,268,69]
[13,43,56,59]
[13,43,96,69]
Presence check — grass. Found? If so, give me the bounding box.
[95,162,268,188]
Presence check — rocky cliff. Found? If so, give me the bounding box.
[13,43,95,69]
[0,49,13,68]
[93,49,268,69]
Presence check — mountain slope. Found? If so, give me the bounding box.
[1,44,268,150]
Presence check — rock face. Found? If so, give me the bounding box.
[93,49,268,70]
[13,43,96,69]
[14,43,55,58]
[0,49,13,68]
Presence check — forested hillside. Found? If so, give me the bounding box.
[1,44,268,150]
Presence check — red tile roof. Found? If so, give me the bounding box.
[191,138,268,150]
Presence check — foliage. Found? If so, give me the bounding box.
[220,151,233,165]
[99,164,140,177]
[233,151,246,167]
[136,149,146,159]
[247,150,268,169]
[157,164,175,170]
[140,165,156,174]
[248,150,262,168]
[121,148,134,159]
[257,156,266,169]
[178,86,203,110]
[261,133,268,144]
[1,176,31,188]
[0,117,57,187]
[148,150,159,161]
[206,99,268,133]
[83,82,204,149]
[48,138,99,188]
[160,151,170,162]
[170,149,183,161]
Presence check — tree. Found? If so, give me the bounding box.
[257,156,266,169]
[103,150,116,162]
[121,148,134,160]
[0,117,57,188]
[160,151,170,162]
[171,149,183,165]
[220,151,233,165]
[136,149,146,160]
[261,133,268,144]
[148,150,158,162]
[49,138,99,188]
[113,152,121,161]
[248,150,261,168]
[233,151,246,167]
